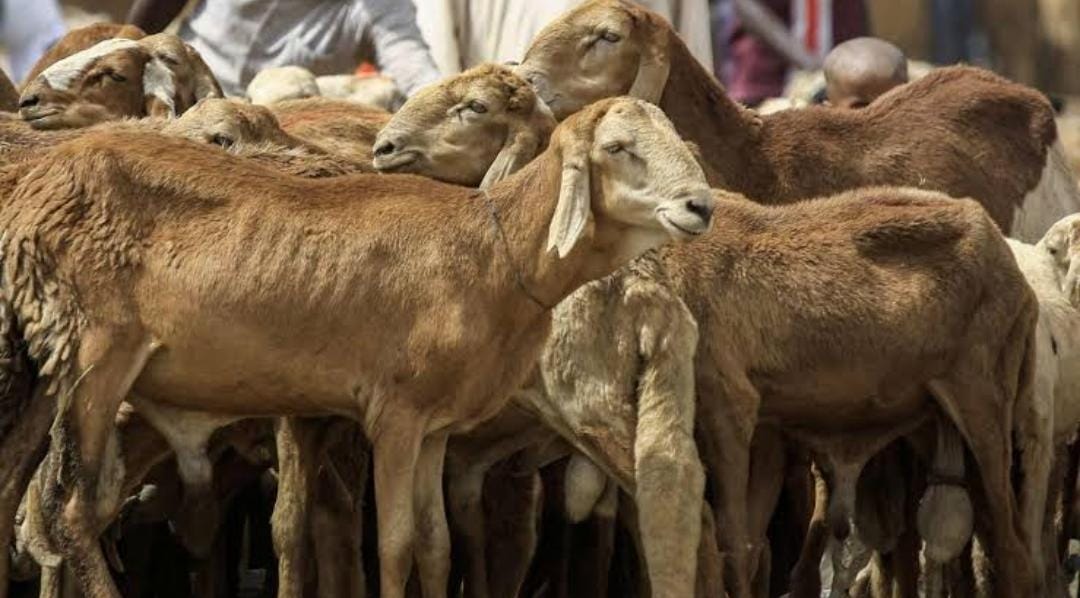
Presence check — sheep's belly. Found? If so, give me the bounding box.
[755,371,931,433]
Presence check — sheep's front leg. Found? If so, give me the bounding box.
[371,411,426,598]
[45,327,157,598]
[695,362,760,598]
[414,431,451,598]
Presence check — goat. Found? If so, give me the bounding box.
[246,66,321,106]
[518,0,1080,243]
[375,63,556,188]
[18,33,221,130]
[21,23,147,89]
[0,97,713,598]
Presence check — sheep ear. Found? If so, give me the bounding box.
[480,128,540,189]
[480,100,555,189]
[628,13,671,104]
[547,141,592,258]
[185,45,223,102]
[143,58,179,117]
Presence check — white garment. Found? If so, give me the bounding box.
[180,0,441,97]
[1,0,66,82]
[417,0,713,75]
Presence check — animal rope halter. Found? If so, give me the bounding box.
[478,189,555,311]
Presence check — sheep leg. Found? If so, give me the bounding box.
[695,368,759,598]
[271,417,320,598]
[313,429,369,598]
[45,328,157,598]
[789,463,829,598]
[0,385,52,598]
[447,466,490,598]
[485,467,542,598]
[928,378,1036,597]
[747,428,786,598]
[372,415,426,598]
[413,430,450,598]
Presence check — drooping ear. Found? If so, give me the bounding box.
[143,56,180,117]
[185,44,224,102]
[480,97,557,188]
[628,11,671,104]
[547,136,592,258]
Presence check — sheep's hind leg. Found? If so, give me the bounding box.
[927,378,1036,598]
[44,327,157,598]
[271,416,322,598]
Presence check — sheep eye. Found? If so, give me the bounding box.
[107,71,127,83]
[1050,248,1059,255]
[600,31,622,43]
[604,143,624,155]
[468,100,488,114]
[211,134,234,148]
[155,53,180,66]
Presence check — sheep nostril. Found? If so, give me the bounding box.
[18,95,40,109]
[685,199,712,222]
[374,141,396,157]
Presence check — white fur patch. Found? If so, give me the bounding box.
[40,38,141,91]
[142,58,178,115]
[1013,141,1080,243]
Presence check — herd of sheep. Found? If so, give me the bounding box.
[0,1,1078,597]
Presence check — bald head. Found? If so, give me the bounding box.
[824,37,908,109]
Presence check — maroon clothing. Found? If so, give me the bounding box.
[724,0,867,105]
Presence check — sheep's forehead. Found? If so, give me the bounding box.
[41,38,142,91]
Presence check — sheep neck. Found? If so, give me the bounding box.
[658,35,774,194]
[481,150,615,315]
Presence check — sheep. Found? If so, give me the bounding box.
[18,33,222,130]
[316,74,406,112]
[21,23,147,89]
[246,66,321,106]
[0,96,713,598]
[0,70,17,113]
[517,0,1080,244]
[1039,213,1080,308]
[272,97,393,167]
[520,0,1068,587]
[374,63,557,188]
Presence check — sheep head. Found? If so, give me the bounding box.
[1037,212,1080,307]
[374,64,556,188]
[517,0,672,120]
[163,98,301,150]
[18,34,222,130]
[546,97,712,262]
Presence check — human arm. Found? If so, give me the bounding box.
[126,0,189,34]
[358,0,442,97]
[733,0,822,70]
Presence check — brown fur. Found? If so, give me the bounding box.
[19,33,222,130]
[273,98,392,166]
[654,188,1041,596]
[376,64,556,188]
[0,70,17,113]
[21,23,146,90]
[520,0,1080,242]
[0,98,711,598]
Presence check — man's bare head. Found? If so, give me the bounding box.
[823,37,908,109]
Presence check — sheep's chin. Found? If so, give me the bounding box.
[658,210,708,240]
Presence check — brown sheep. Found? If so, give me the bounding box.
[273,97,393,166]
[21,23,147,89]
[374,63,556,188]
[0,97,713,598]
[19,33,222,130]
[518,0,1080,243]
